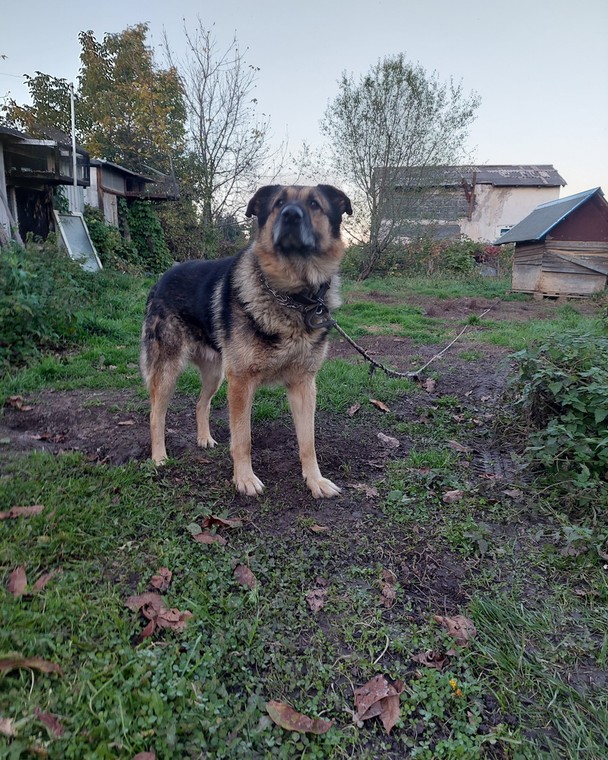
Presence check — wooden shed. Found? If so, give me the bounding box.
[496,187,608,296]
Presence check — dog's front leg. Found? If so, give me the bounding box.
[287,374,341,498]
[227,371,265,496]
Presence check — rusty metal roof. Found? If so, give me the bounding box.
[383,164,566,188]
[495,187,604,244]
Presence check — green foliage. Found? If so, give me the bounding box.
[83,205,140,271]
[0,240,87,371]
[122,199,173,273]
[510,330,608,492]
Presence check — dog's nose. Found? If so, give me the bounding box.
[280,204,303,225]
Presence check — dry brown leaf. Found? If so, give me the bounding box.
[309,524,330,534]
[7,565,27,597]
[32,569,61,592]
[433,614,477,647]
[200,515,244,530]
[266,701,333,734]
[192,530,227,545]
[411,649,449,670]
[6,395,33,411]
[35,708,64,737]
[442,489,465,504]
[422,378,436,393]
[369,399,390,413]
[502,489,523,499]
[380,568,397,609]
[306,587,328,613]
[347,403,361,417]
[0,717,16,738]
[447,440,471,454]
[234,564,257,590]
[150,567,172,592]
[126,592,192,638]
[377,432,400,449]
[354,675,404,735]
[0,504,44,520]
[348,483,380,498]
[117,420,136,426]
[0,656,62,675]
[133,753,156,760]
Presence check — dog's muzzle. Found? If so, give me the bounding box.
[273,204,316,253]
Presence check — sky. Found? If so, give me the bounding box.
[1,0,607,196]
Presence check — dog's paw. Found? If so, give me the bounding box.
[306,476,341,499]
[234,472,265,497]
[197,434,218,449]
[151,453,168,466]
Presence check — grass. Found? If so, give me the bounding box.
[1,269,607,758]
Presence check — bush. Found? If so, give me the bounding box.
[509,331,608,492]
[121,199,173,273]
[83,206,140,272]
[0,239,87,371]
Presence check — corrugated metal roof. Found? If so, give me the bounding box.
[495,187,604,244]
[383,164,566,188]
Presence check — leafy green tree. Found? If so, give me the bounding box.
[321,54,480,279]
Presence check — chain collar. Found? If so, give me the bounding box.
[257,267,336,330]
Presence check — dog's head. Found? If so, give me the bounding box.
[246,184,352,259]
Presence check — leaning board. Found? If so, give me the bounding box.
[54,212,103,273]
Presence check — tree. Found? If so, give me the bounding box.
[321,54,480,279]
[162,22,273,233]
[2,24,186,174]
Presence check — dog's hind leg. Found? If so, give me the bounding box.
[193,353,223,449]
[287,374,341,499]
[148,362,181,465]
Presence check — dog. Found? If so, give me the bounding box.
[140,184,352,498]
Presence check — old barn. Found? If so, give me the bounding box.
[496,187,608,297]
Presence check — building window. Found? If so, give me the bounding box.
[498,225,512,237]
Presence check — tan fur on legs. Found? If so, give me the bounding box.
[192,355,223,449]
[148,366,181,465]
[227,371,264,496]
[287,374,341,498]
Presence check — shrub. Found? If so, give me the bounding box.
[83,205,140,272]
[121,199,173,273]
[509,331,608,492]
[0,239,87,371]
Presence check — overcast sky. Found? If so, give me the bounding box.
[1,0,607,195]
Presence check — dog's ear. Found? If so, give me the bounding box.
[246,185,282,220]
[317,185,353,216]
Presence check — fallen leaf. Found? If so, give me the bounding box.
[7,566,27,597]
[447,440,471,454]
[369,399,390,413]
[200,515,244,530]
[0,717,16,738]
[354,675,404,735]
[32,569,61,592]
[502,488,523,499]
[380,568,397,608]
[0,656,62,675]
[192,530,227,545]
[347,403,361,417]
[125,592,192,638]
[117,420,136,426]
[411,649,448,670]
[0,505,44,520]
[348,483,380,498]
[442,489,465,504]
[306,587,328,612]
[150,567,172,592]
[377,432,400,449]
[266,701,333,734]
[133,753,156,760]
[234,564,257,589]
[433,614,477,647]
[35,708,64,737]
[6,395,33,411]
[422,378,436,393]
[309,523,330,533]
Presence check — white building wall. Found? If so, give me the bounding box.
[461,185,561,243]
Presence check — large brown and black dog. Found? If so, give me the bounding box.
[140,184,352,498]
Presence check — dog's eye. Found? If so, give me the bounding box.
[275,198,285,208]
[309,199,320,210]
